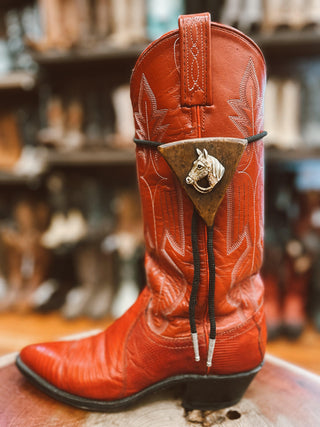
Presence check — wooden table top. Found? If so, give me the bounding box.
[0,351,319,426]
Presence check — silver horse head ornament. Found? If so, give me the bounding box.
[186,148,225,194]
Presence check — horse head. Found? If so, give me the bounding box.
[186,148,225,194]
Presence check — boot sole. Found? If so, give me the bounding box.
[16,355,262,412]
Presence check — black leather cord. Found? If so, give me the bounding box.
[246,131,267,143]
[189,209,201,336]
[133,131,267,147]
[133,138,162,147]
[207,224,216,341]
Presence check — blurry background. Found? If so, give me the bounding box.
[0,0,319,374]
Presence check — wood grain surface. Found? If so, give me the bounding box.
[0,351,319,427]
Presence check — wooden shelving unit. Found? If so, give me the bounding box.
[0,145,135,185]
[0,170,40,185]
[265,147,320,163]
[0,71,36,91]
[46,147,135,167]
[253,30,320,57]
[32,43,147,65]
[1,29,320,177]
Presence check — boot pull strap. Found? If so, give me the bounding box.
[178,12,213,107]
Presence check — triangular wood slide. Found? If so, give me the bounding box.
[158,137,247,227]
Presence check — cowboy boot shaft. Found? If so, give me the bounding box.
[131,15,266,339]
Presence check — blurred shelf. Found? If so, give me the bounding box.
[32,43,148,65]
[265,147,320,163]
[0,0,31,9]
[253,29,320,57]
[30,30,320,64]
[31,30,320,64]
[46,147,135,166]
[0,146,135,185]
[0,170,40,185]
[0,71,36,90]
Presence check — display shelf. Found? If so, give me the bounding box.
[31,30,320,65]
[46,147,135,166]
[252,29,320,57]
[2,146,320,184]
[0,146,135,185]
[0,71,36,90]
[0,0,31,9]
[32,43,148,65]
[265,147,320,163]
[0,170,40,185]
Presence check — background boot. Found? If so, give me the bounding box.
[263,274,283,340]
[238,0,263,33]
[16,13,267,411]
[283,242,311,339]
[277,78,302,150]
[263,78,282,147]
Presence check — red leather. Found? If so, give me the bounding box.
[19,15,267,402]
[179,12,213,106]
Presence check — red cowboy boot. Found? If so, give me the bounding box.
[16,13,267,411]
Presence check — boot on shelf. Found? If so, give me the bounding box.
[311,258,320,332]
[0,112,22,170]
[102,189,144,318]
[109,0,132,46]
[38,96,65,147]
[220,0,242,28]
[261,228,284,340]
[282,290,307,340]
[1,199,51,312]
[238,0,263,34]
[16,13,267,411]
[94,0,110,42]
[146,0,185,41]
[62,243,115,319]
[264,78,302,150]
[263,0,304,32]
[287,0,306,30]
[33,0,72,51]
[264,78,281,147]
[301,61,320,148]
[282,239,312,339]
[127,0,146,44]
[111,85,135,148]
[305,0,320,28]
[76,0,93,47]
[263,274,282,340]
[63,99,85,150]
[278,78,302,150]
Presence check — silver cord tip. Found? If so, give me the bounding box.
[191,332,200,362]
[206,338,216,367]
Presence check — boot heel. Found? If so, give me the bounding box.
[182,365,262,411]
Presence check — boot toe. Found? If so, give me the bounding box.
[18,332,118,400]
[20,341,66,389]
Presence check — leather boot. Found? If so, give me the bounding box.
[238,0,263,33]
[278,78,302,150]
[16,13,267,411]
[282,252,310,340]
[264,78,281,147]
[220,0,242,28]
[263,273,283,340]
